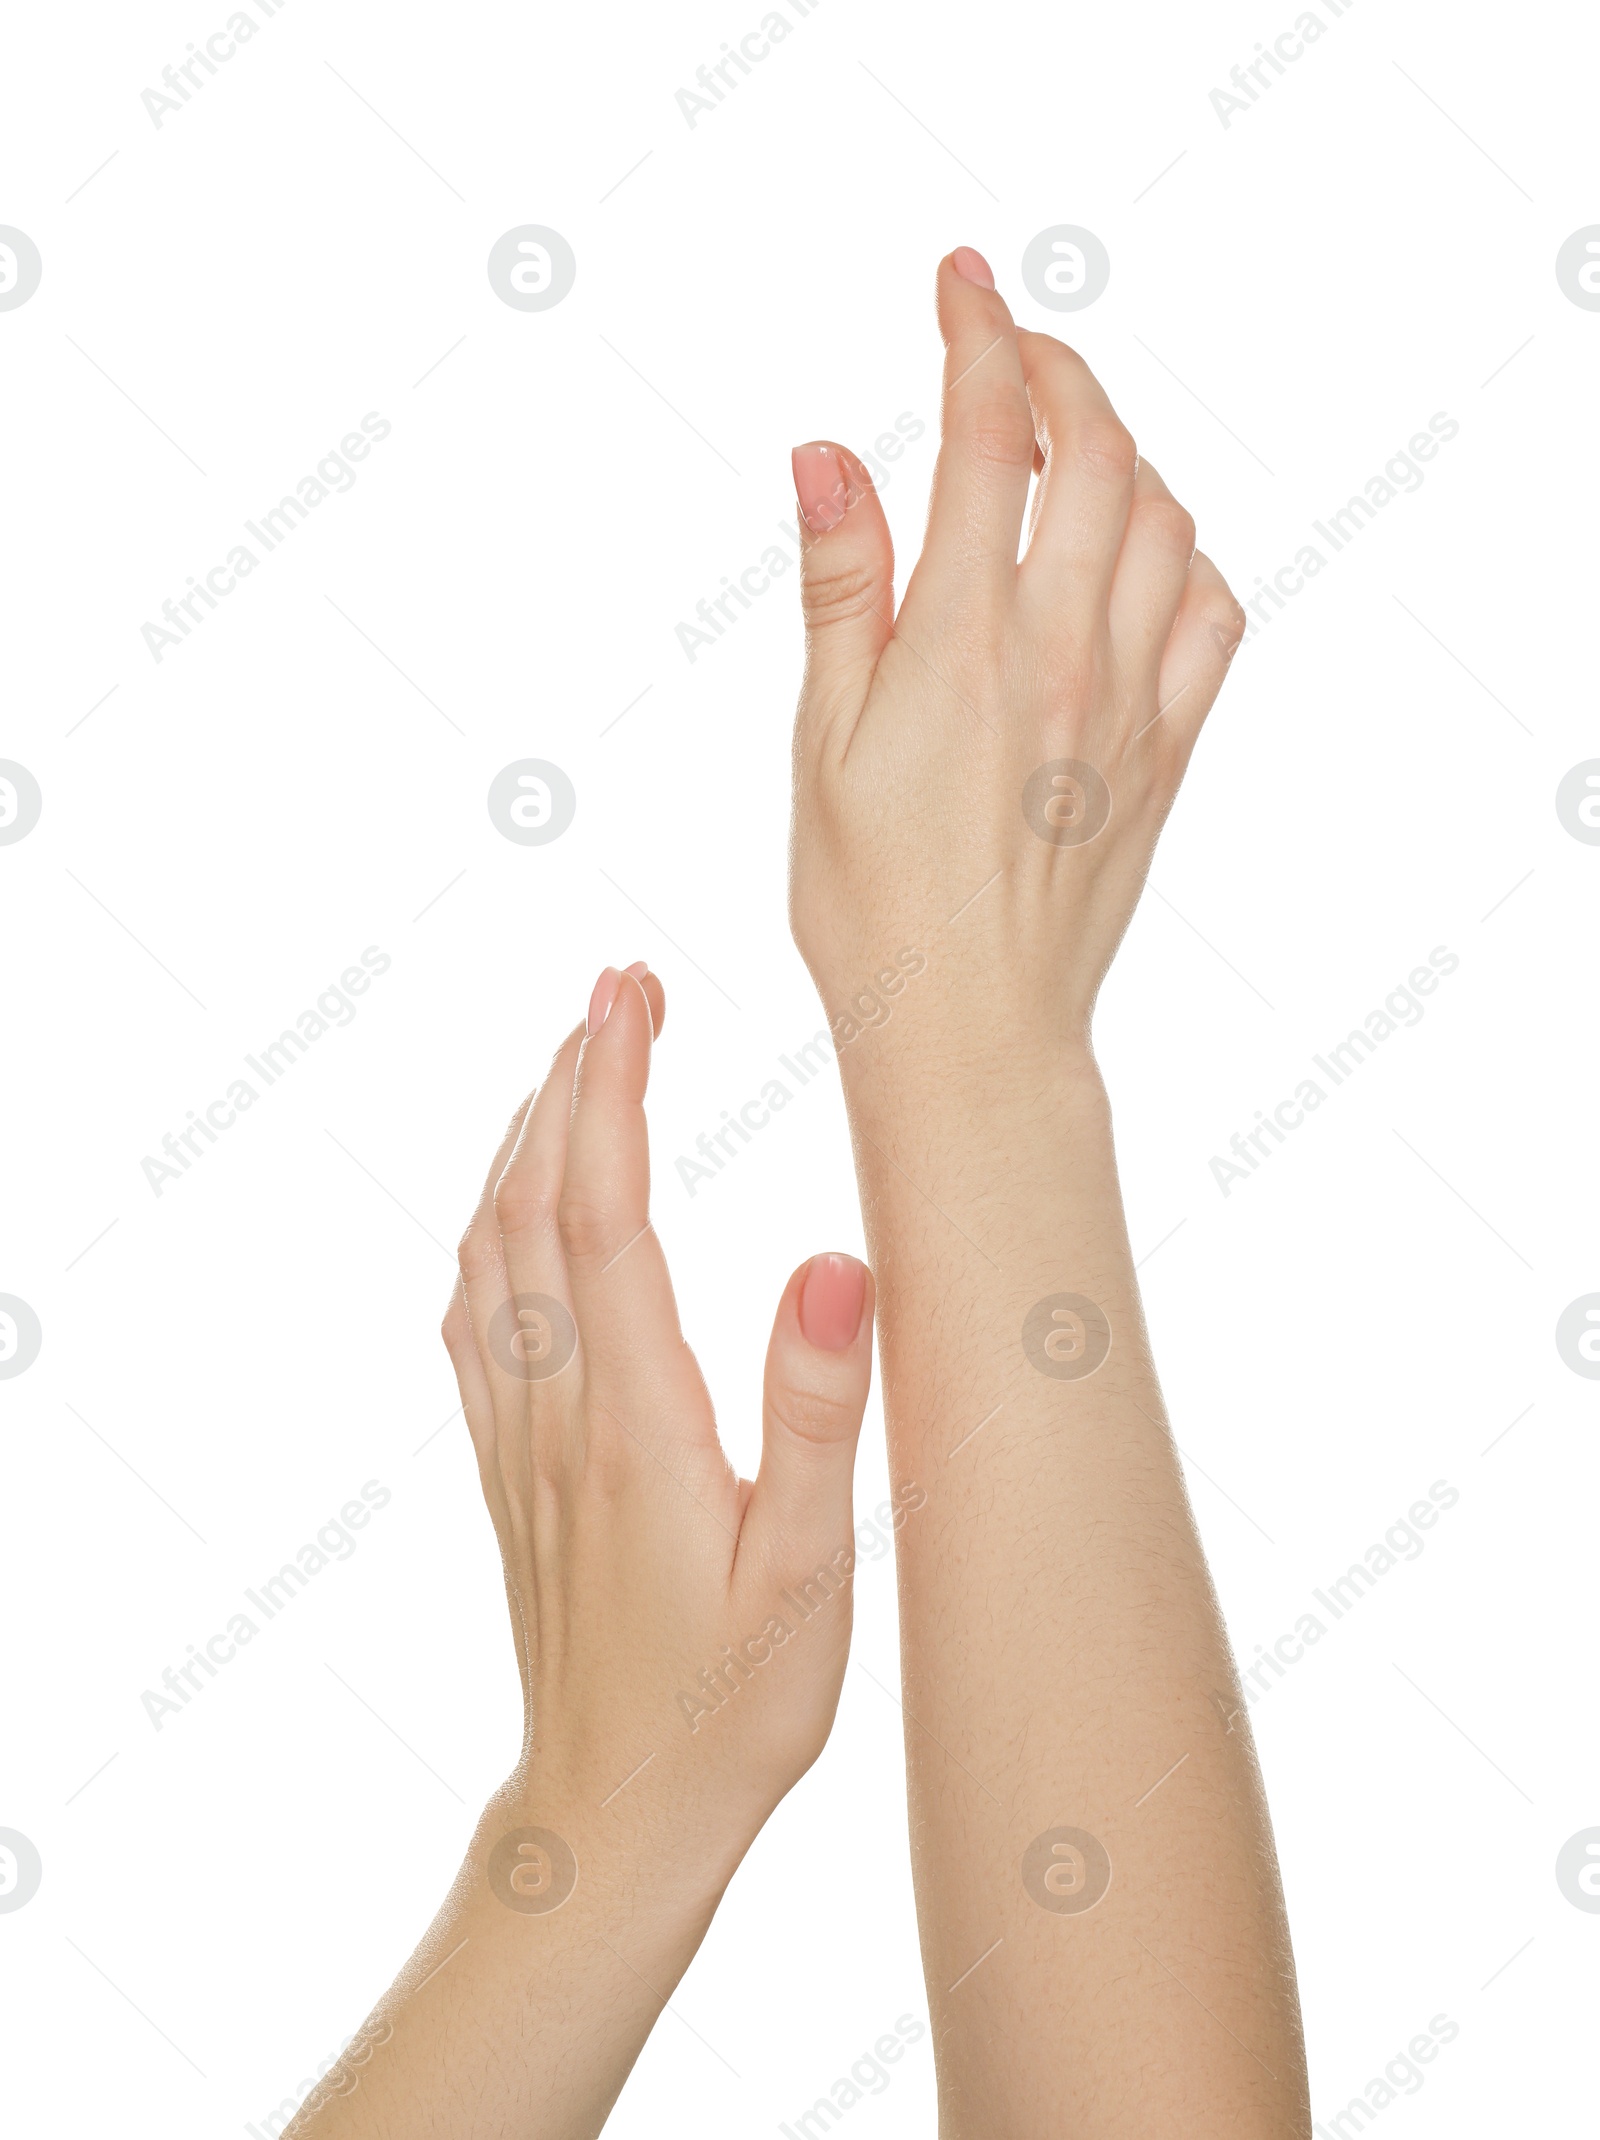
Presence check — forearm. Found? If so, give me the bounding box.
[286,1781,732,2140]
[845,1040,1308,2137]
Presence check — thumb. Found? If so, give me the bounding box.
[791,443,896,722]
[739,1253,875,1585]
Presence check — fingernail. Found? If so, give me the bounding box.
[951,246,995,290]
[624,961,649,981]
[799,1254,868,1352]
[791,442,850,535]
[587,967,622,1035]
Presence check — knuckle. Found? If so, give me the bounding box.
[1023,337,1093,423]
[1139,496,1197,555]
[1075,416,1138,483]
[800,556,883,632]
[556,1190,613,1265]
[768,1378,858,1448]
[1019,327,1082,368]
[492,1165,552,1240]
[1201,596,1249,661]
[456,1215,504,1285]
[963,400,1038,472]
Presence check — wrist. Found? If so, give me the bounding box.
[481,1771,751,1948]
[836,1035,1124,1299]
[836,1014,1105,1140]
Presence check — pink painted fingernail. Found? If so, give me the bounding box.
[587,967,622,1035]
[799,1254,868,1352]
[951,246,995,290]
[791,442,850,534]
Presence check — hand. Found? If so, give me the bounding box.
[787,247,1247,1083]
[442,962,876,1917]
[288,970,877,2140]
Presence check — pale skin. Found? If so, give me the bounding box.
[285,963,879,2138]
[286,248,1309,2137]
[786,246,1308,2135]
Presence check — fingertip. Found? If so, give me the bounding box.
[574,965,655,1111]
[950,244,995,290]
[938,249,1013,343]
[791,441,877,537]
[745,1257,875,1572]
[797,1253,873,1353]
[624,961,667,1037]
[586,966,622,1037]
[789,443,896,717]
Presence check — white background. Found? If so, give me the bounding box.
[2,0,1595,2132]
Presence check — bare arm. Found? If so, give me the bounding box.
[787,249,1309,2136]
